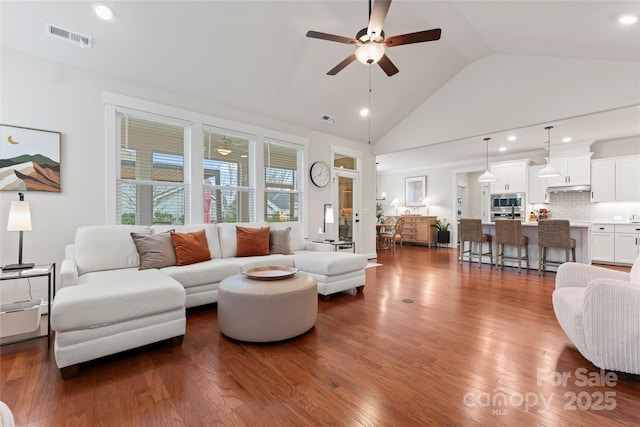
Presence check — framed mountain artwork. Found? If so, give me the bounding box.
[0,124,61,192]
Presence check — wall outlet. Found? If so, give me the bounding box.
[613,215,623,221]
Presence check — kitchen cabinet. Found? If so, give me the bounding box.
[590,155,640,203]
[490,160,529,194]
[590,224,615,263]
[614,224,640,265]
[528,165,549,204]
[546,154,591,187]
[615,156,640,202]
[590,159,615,202]
[402,215,437,246]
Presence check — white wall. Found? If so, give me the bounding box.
[377,165,456,244]
[0,49,377,303]
[374,54,639,250]
[374,54,640,156]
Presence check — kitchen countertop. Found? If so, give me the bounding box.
[483,222,591,227]
[590,221,640,225]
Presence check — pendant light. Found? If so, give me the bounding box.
[537,126,562,178]
[478,137,496,182]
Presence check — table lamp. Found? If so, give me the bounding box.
[4,192,34,270]
[324,204,335,241]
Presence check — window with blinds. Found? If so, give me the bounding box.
[264,139,303,222]
[203,127,254,223]
[116,111,188,225]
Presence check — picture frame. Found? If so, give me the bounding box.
[405,176,426,207]
[0,124,61,192]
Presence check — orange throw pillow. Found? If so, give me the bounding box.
[236,226,270,257]
[170,230,212,266]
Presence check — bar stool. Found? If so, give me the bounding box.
[458,219,493,267]
[494,219,529,271]
[538,219,576,274]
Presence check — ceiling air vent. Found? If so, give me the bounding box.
[46,23,92,48]
[320,115,336,124]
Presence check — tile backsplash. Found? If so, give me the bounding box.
[531,192,640,223]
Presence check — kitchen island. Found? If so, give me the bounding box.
[480,221,590,271]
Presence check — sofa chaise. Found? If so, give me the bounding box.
[52,221,367,378]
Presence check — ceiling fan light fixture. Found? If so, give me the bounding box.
[217,147,232,156]
[355,41,385,64]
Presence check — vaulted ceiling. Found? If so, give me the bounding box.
[2,1,639,155]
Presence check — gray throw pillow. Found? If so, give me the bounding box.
[130,231,177,270]
[269,227,292,255]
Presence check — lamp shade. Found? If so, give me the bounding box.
[355,42,385,64]
[538,125,562,178]
[537,164,562,178]
[7,201,32,231]
[478,170,497,182]
[325,206,335,224]
[478,137,496,183]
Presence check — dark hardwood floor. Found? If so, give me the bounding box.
[1,246,638,426]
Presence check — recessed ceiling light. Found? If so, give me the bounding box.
[507,136,517,142]
[562,137,572,143]
[360,108,369,117]
[499,146,507,152]
[619,14,638,25]
[95,4,114,20]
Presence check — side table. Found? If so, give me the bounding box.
[0,263,55,348]
[312,240,356,253]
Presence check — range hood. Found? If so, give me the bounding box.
[546,185,591,193]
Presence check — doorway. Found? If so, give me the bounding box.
[334,170,359,244]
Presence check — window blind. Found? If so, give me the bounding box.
[116,111,187,225]
[203,127,254,223]
[264,139,303,222]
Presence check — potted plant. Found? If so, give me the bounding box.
[376,202,385,224]
[431,219,451,244]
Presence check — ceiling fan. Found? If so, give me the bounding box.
[306,0,441,76]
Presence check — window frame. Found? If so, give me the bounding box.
[114,108,191,225]
[104,92,309,227]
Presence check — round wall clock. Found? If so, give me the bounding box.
[310,161,331,187]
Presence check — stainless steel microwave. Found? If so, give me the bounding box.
[491,193,525,209]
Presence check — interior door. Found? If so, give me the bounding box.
[335,170,359,245]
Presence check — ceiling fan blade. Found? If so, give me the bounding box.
[306,30,357,45]
[368,0,392,37]
[385,28,442,47]
[327,54,357,75]
[377,54,399,76]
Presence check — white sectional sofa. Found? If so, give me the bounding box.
[52,221,367,378]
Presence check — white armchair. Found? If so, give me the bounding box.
[553,255,640,374]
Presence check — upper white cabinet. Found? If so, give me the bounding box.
[528,165,549,204]
[490,160,529,194]
[546,154,592,187]
[590,155,640,203]
[591,159,616,202]
[615,156,640,202]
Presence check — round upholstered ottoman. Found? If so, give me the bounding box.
[218,272,318,342]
